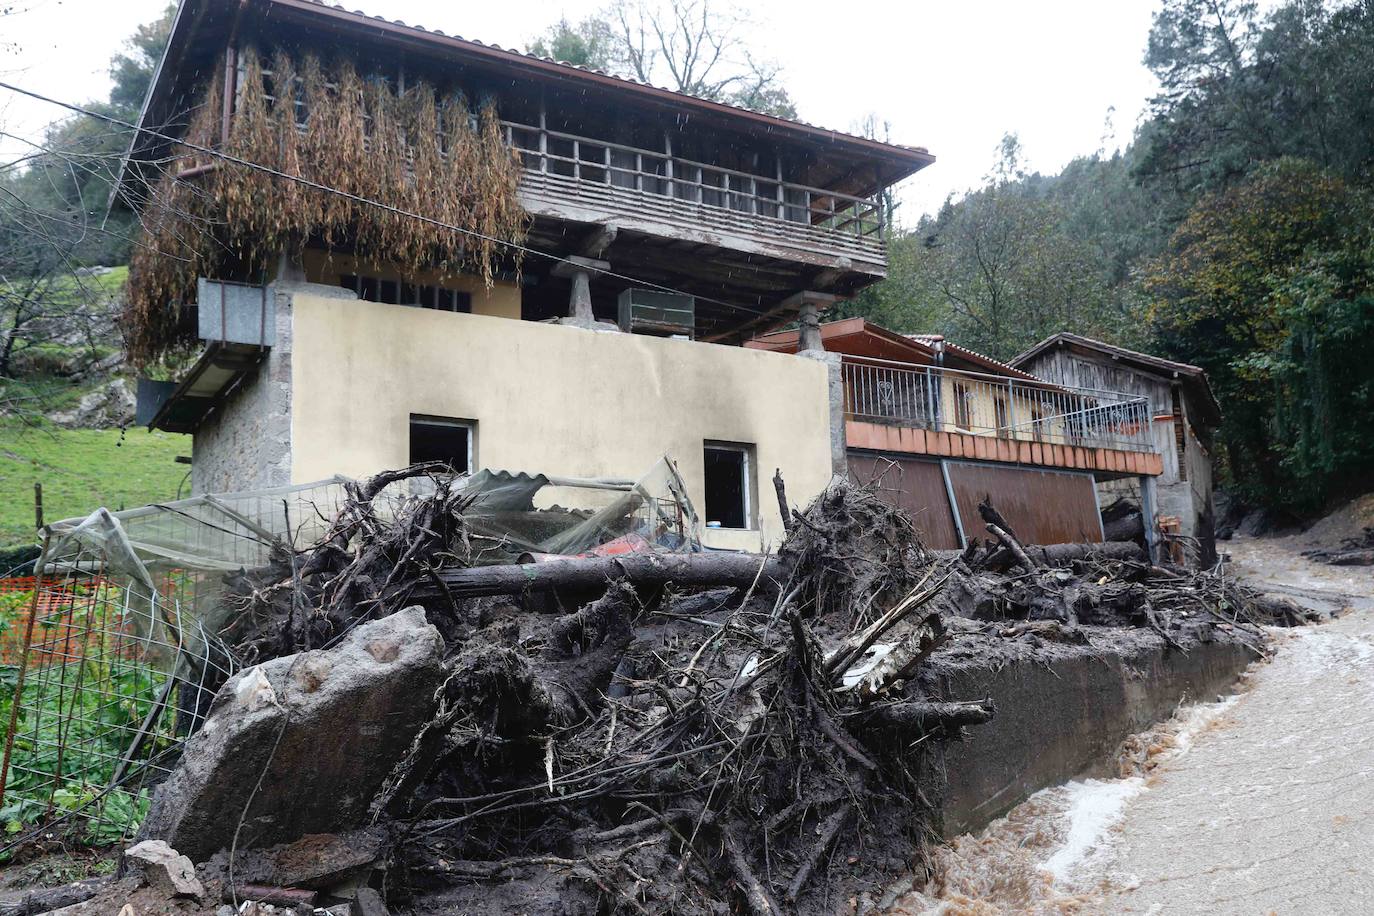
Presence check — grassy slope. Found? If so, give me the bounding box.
[0,424,189,548]
[0,267,193,548]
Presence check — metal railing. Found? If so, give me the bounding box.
[842,357,1157,453]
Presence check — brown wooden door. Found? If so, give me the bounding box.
[944,461,1103,546]
[847,452,962,549]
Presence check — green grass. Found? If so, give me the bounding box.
[0,423,189,549]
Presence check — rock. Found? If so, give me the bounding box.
[124,840,205,899]
[352,887,389,916]
[201,828,387,891]
[49,378,136,429]
[139,606,445,862]
[1236,508,1271,537]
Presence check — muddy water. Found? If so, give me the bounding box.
[888,539,1374,916]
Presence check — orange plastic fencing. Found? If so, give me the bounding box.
[0,576,116,666]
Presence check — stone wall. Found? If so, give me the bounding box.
[191,282,356,495]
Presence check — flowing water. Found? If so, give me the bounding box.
[887,538,1374,916]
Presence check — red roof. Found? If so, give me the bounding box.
[749,319,1041,381]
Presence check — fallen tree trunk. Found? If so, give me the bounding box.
[1030,542,1145,566]
[418,553,785,599]
[851,698,996,736]
[1102,511,1144,543]
[0,878,109,916]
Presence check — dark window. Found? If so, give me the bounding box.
[437,289,473,313]
[703,444,752,530]
[410,415,474,473]
[953,383,972,429]
[994,397,1009,437]
[340,274,472,313]
[1172,387,1188,481]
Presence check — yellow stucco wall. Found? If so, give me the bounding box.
[289,294,834,550]
[936,374,1068,440]
[301,251,522,320]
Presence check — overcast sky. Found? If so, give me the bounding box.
[0,0,1166,224]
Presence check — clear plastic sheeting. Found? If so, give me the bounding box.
[457,459,702,560]
[35,458,700,655]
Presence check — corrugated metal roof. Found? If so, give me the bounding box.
[905,334,1039,381]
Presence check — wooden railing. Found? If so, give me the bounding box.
[502,121,885,240]
[843,357,1158,454]
[249,64,889,266]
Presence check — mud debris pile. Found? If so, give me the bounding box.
[5,469,1302,915]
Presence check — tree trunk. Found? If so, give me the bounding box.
[418,553,785,599]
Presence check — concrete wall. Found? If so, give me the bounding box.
[288,293,835,550]
[932,630,1253,837]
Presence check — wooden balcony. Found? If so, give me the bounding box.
[504,122,889,275]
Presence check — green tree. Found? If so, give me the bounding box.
[1,3,176,268]
[1144,158,1373,510]
[107,3,177,115]
[846,135,1124,360]
[528,17,614,69]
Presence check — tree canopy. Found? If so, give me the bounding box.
[526,0,797,118]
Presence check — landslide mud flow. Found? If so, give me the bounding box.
[887,536,1374,916]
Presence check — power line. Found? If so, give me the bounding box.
[0,80,761,317]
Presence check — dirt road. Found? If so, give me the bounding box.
[890,535,1374,915]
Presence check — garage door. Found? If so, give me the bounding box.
[944,461,1103,546]
[847,452,962,549]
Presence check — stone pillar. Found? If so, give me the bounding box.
[551,256,616,330]
[800,350,848,477]
[798,300,823,353]
[1140,474,1160,565]
[569,269,595,323]
[781,290,837,353]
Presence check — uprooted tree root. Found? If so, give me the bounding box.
[199,471,1300,914]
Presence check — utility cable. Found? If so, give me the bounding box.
[0,80,763,317]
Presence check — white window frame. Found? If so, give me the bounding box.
[703,441,755,531]
[409,414,476,474]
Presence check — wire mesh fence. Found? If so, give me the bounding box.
[0,570,232,848]
[0,478,352,853]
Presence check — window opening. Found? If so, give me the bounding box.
[410,415,475,473]
[341,274,473,312]
[953,383,973,429]
[703,443,753,530]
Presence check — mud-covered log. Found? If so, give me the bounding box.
[852,698,995,735]
[1031,542,1145,565]
[1102,511,1145,543]
[419,553,785,598]
[0,878,108,916]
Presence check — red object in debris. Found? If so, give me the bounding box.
[583,532,653,558]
